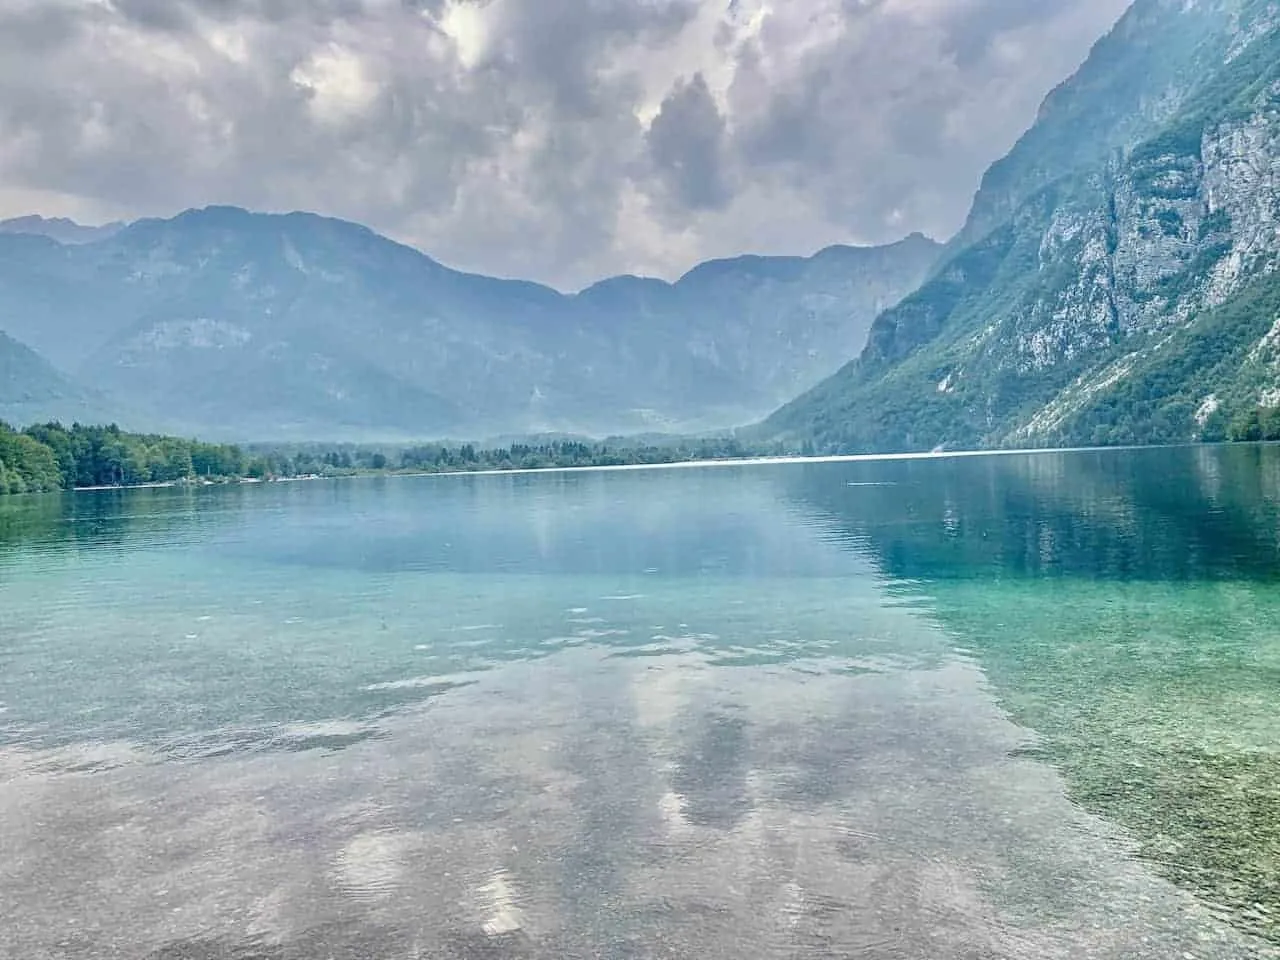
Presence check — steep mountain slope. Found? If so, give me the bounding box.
[0,208,938,440]
[764,0,1280,453]
[0,330,102,427]
[573,233,941,416]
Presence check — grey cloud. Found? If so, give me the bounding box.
[107,0,198,31]
[0,0,1133,288]
[483,0,697,114]
[164,0,376,26]
[733,55,834,169]
[937,0,1056,65]
[0,3,88,53]
[647,72,731,212]
[725,0,1132,245]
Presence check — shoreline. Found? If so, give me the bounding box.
[58,442,1204,495]
[406,442,1152,480]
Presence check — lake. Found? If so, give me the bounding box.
[2,445,1279,959]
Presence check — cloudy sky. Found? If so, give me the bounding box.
[0,0,1131,289]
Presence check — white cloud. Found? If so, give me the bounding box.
[437,0,492,70]
[291,44,380,124]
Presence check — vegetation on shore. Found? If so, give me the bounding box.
[1,422,251,494]
[1227,405,1280,442]
[0,420,792,495]
[4,416,1278,496]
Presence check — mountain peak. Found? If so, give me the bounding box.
[575,274,672,300]
[954,0,1250,249]
[811,232,942,261]
[173,204,254,222]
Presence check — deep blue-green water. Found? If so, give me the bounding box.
[2,447,1279,958]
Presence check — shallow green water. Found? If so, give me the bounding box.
[1,448,1278,958]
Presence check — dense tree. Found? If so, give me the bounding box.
[0,423,63,494]
[0,422,797,497]
[1228,407,1280,442]
[0,422,254,495]
[6,412,1278,502]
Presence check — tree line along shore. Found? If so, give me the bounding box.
[5,416,1279,497]
[0,421,792,496]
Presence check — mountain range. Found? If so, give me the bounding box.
[0,208,938,440]
[3,0,1280,451]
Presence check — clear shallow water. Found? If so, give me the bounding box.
[1,449,1278,958]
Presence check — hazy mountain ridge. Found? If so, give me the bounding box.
[0,215,126,245]
[764,0,1280,452]
[0,329,104,427]
[0,207,939,440]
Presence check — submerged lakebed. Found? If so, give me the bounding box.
[1,446,1278,958]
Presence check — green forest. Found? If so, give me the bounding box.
[0,422,253,494]
[1226,406,1280,442]
[4,417,1278,497]
[0,421,791,496]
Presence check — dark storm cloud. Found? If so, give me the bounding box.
[647,72,731,212]
[0,0,1133,288]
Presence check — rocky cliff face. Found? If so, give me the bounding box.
[0,209,938,440]
[764,0,1280,453]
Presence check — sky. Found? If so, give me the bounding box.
[0,0,1133,290]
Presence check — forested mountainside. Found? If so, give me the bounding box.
[0,209,937,441]
[763,0,1280,453]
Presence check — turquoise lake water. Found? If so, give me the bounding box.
[2,446,1279,958]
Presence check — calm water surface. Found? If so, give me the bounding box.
[2,446,1279,958]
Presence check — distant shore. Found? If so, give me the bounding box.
[13,421,1272,502]
[66,443,1161,494]
[72,477,264,493]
